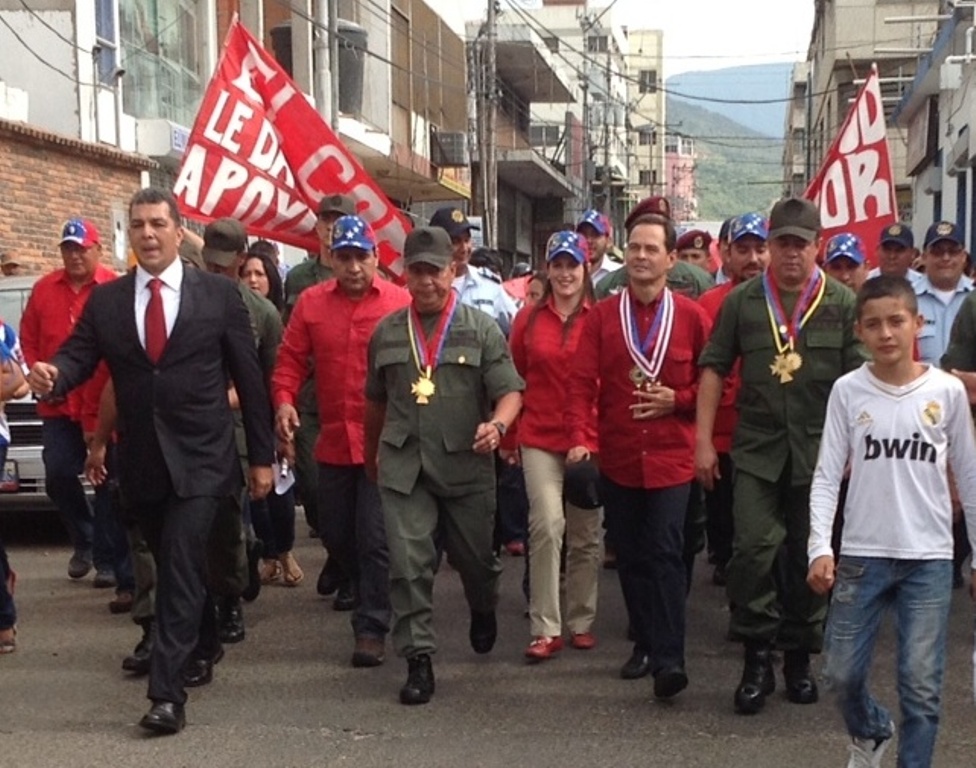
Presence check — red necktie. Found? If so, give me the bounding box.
[145,278,167,363]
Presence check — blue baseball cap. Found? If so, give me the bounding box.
[923,221,964,249]
[546,231,588,264]
[729,213,768,243]
[59,218,101,248]
[331,215,376,251]
[824,232,865,266]
[878,223,914,249]
[576,209,612,237]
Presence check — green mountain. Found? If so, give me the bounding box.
[666,97,786,221]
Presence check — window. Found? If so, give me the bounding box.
[639,69,657,94]
[638,129,655,146]
[639,170,652,186]
[530,125,561,146]
[120,0,205,126]
[95,0,119,85]
[587,35,608,53]
[391,8,410,110]
[664,135,679,153]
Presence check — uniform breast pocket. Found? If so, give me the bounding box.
[916,323,938,364]
[433,347,483,398]
[664,347,695,389]
[803,329,844,381]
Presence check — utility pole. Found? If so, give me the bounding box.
[328,0,340,131]
[313,0,329,123]
[484,0,498,249]
[602,46,612,215]
[581,77,590,210]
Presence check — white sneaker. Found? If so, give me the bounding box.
[846,722,894,768]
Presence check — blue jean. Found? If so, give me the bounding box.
[0,444,14,630]
[822,557,951,768]
[42,418,132,586]
[42,417,94,559]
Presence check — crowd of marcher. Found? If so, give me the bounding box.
[1,186,974,768]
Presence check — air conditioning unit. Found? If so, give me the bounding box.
[922,166,943,195]
[430,129,469,167]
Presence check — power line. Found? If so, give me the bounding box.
[0,14,80,84]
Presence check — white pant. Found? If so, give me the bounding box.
[521,447,602,638]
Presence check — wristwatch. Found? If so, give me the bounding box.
[491,420,507,437]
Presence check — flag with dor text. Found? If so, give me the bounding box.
[805,66,897,268]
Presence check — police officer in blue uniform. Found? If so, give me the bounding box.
[429,207,518,337]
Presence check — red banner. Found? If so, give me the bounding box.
[173,20,410,276]
[804,67,896,268]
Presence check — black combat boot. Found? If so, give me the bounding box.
[399,654,435,705]
[122,618,154,675]
[783,649,819,704]
[734,641,775,714]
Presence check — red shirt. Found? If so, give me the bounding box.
[272,277,410,465]
[20,265,117,424]
[568,288,712,489]
[698,281,740,454]
[508,298,598,455]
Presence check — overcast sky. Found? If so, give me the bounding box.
[471,0,816,78]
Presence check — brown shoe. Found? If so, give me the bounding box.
[351,636,385,668]
[108,591,134,614]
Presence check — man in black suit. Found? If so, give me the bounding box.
[28,188,274,735]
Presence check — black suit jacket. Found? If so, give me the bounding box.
[50,267,275,503]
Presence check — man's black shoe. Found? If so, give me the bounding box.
[653,666,689,699]
[139,701,185,734]
[399,654,435,705]
[620,648,652,680]
[734,642,775,715]
[122,620,154,676]
[783,650,819,704]
[317,562,342,597]
[242,538,263,603]
[333,582,358,611]
[182,647,224,688]
[217,597,245,644]
[469,609,497,654]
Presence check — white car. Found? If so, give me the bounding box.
[0,275,55,508]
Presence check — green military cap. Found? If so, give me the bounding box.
[403,227,452,269]
[203,217,247,267]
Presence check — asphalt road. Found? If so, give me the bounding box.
[1,510,974,768]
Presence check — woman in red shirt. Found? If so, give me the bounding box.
[506,231,600,662]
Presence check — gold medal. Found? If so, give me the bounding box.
[770,352,802,384]
[411,374,435,405]
[629,366,646,387]
[785,351,803,373]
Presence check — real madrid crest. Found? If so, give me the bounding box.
[922,400,942,426]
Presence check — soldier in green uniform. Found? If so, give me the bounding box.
[200,218,282,652]
[284,194,358,605]
[696,198,864,716]
[364,226,523,706]
[595,256,714,300]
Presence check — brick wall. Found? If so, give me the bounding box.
[0,118,156,275]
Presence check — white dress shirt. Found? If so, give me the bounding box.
[134,258,183,350]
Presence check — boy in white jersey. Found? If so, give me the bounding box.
[808,276,976,768]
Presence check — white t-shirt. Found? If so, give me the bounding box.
[809,363,976,564]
